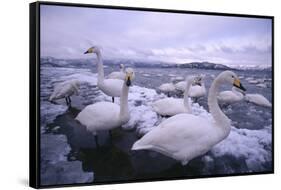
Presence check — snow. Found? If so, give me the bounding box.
[212,126,272,171]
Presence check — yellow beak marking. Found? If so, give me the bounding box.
[234,79,241,87]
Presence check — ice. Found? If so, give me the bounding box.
[59,72,98,86]
[41,134,71,163]
[41,134,94,185]
[41,161,94,186]
[40,101,68,131]
[212,126,272,171]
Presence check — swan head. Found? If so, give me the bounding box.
[185,75,197,85]
[120,64,125,69]
[219,71,246,91]
[125,68,135,86]
[84,46,100,54]
[194,75,204,86]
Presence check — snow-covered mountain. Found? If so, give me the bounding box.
[40,57,272,71]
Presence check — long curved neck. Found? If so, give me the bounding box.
[95,51,104,84]
[119,82,129,123]
[183,79,192,112]
[208,77,231,135]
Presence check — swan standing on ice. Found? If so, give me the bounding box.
[189,76,206,102]
[76,68,135,146]
[84,46,123,103]
[158,83,176,97]
[217,87,245,105]
[107,64,126,80]
[49,80,80,106]
[245,94,272,107]
[152,76,196,116]
[132,71,246,166]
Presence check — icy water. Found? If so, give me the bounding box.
[40,61,272,186]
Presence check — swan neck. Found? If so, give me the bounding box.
[119,82,129,123]
[183,80,192,112]
[208,77,231,134]
[96,51,104,83]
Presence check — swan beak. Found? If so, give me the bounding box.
[84,47,94,54]
[233,79,246,91]
[126,77,131,86]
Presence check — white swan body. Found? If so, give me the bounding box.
[84,47,123,101]
[49,80,80,104]
[175,81,186,92]
[107,64,126,80]
[76,68,134,135]
[189,77,206,99]
[158,83,176,93]
[132,71,246,165]
[245,94,272,107]
[152,76,195,116]
[217,87,244,104]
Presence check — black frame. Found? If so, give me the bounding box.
[30,1,274,188]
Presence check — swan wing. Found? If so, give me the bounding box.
[245,94,272,107]
[75,102,120,133]
[152,98,186,116]
[50,82,76,100]
[99,79,123,97]
[132,113,213,163]
[189,85,206,97]
[108,72,125,80]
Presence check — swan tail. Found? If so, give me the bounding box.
[131,141,153,151]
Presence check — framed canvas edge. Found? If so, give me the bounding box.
[29,1,275,189]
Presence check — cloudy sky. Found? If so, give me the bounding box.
[40,5,272,66]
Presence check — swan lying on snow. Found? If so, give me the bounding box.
[175,81,186,92]
[132,71,246,166]
[107,64,126,80]
[189,76,206,101]
[152,76,196,116]
[49,79,80,106]
[217,87,245,105]
[76,68,135,146]
[245,94,272,107]
[84,46,124,103]
[158,83,176,96]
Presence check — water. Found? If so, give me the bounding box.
[40,60,273,186]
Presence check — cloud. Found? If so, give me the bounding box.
[40,5,272,66]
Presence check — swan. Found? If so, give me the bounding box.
[76,68,135,146]
[132,71,246,166]
[152,76,196,116]
[107,64,126,80]
[189,76,206,101]
[245,94,272,107]
[217,87,244,105]
[49,79,80,106]
[175,81,186,92]
[84,46,123,102]
[158,83,176,96]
